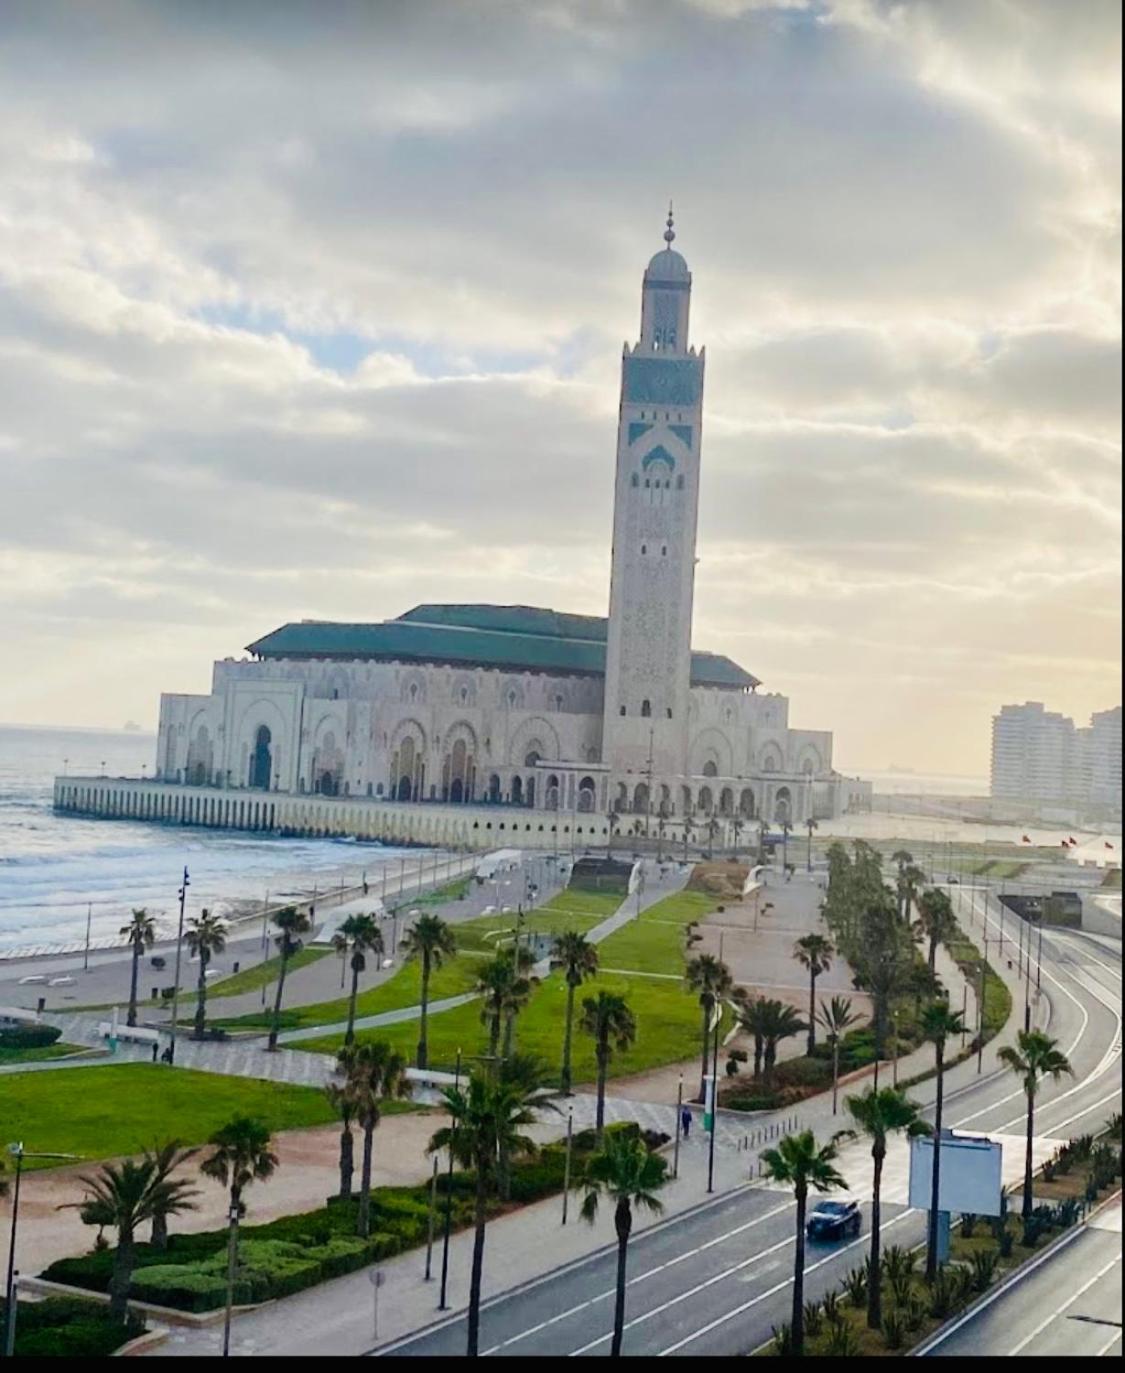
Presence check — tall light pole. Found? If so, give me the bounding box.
[4,1143,79,1357]
[168,866,189,1064]
[438,1049,463,1311]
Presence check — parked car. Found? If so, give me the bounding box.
[17,974,47,985]
[150,955,167,970]
[806,1199,861,1242]
[48,976,76,987]
[203,968,223,980]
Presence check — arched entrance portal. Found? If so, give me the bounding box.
[249,726,272,790]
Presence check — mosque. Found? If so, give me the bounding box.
[151,216,868,831]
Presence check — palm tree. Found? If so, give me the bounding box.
[804,816,818,871]
[120,908,156,1028]
[901,864,926,921]
[578,1130,667,1357]
[332,913,384,1047]
[998,1030,1073,1219]
[185,908,229,1039]
[554,930,599,1095]
[501,945,538,1059]
[920,1000,966,1280]
[200,1116,279,1357]
[145,1140,199,1250]
[846,1087,928,1327]
[267,905,312,1050]
[65,1157,197,1321]
[685,954,733,1100]
[324,1081,358,1199]
[761,1130,848,1356]
[737,996,807,1085]
[757,817,769,866]
[705,816,720,859]
[816,995,864,1114]
[730,816,744,860]
[737,996,769,1079]
[793,934,833,1055]
[580,991,637,1144]
[780,818,793,871]
[428,1072,544,1356]
[914,888,957,975]
[682,813,694,862]
[401,912,457,1068]
[475,950,528,1058]
[891,849,914,921]
[656,815,668,862]
[336,1040,410,1237]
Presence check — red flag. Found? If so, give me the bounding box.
[1060,840,1069,848]
[1106,841,1115,850]
[1021,834,1032,844]
[1068,836,1078,845]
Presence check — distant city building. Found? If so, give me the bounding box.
[991,701,1121,817]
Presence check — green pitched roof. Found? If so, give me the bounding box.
[246,604,759,691]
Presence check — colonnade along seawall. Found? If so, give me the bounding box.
[53,777,614,852]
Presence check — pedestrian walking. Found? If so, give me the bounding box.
[151,1041,159,1063]
[681,1106,692,1139]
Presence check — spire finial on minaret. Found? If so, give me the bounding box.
[664,201,675,246]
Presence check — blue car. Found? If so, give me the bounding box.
[806,1199,861,1242]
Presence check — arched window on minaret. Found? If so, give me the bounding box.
[641,699,652,718]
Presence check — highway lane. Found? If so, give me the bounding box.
[378,890,1120,1359]
[922,1201,1122,1358]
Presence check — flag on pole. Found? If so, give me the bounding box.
[1106,841,1115,850]
[1021,834,1032,844]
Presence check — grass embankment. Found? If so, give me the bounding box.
[212,888,618,1033]
[966,859,1027,880]
[0,1041,88,1066]
[202,945,333,999]
[300,889,725,1086]
[2,1064,347,1169]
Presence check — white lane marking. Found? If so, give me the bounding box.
[1009,1086,1123,1140]
[1004,1251,1121,1355]
[1096,1328,1122,1357]
[651,1213,916,1357]
[479,1199,793,1354]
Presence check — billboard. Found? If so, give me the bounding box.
[908,1132,1003,1216]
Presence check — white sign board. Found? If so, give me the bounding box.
[908,1133,1003,1216]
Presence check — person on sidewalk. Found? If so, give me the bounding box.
[681,1106,692,1139]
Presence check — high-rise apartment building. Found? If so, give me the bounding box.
[991,701,1121,815]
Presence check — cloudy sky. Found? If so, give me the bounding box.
[0,0,1119,776]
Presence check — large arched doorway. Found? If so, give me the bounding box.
[577,777,596,813]
[774,787,792,823]
[249,726,272,790]
[511,774,524,806]
[546,775,560,809]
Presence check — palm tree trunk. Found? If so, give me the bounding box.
[807,971,816,1056]
[867,1145,884,1328]
[357,1117,374,1238]
[488,1004,501,1059]
[926,1044,945,1281]
[792,1187,807,1355]
[595,1043,608,1145]
[611,1200,632,1357]
[151,1211,168,1251]
[754,1034,763,1080]
[502,1008,515,1060]
[194,958,207,1038]
[268,948,290,1050]
[416,954,431,1069]
[561,981,576,1095]
[466,1170,489,1357]
[127,941,140,1028]
[929,933,938,976]
[699,1003,710,1100]
[339,1123,354,1198]
[345,958,361,1046]
[831,1040,840,1115]
[1022,1088,1035,1219]
[109,1233,134,1322]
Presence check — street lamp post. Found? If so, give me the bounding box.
[167,866,190,1065]
[4,1144,79,1357]
[437,1049,463,1311]
[707,1009,720,1194]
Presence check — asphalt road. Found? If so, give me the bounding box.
[922,1209,1122,1358]
[378,883,1122,1359]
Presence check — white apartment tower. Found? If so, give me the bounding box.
[602,208,705,778]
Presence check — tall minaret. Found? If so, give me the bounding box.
[602,209,705,784]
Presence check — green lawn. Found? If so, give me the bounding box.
[212,888,621,1033]
[203,945,334,1000]
[298,887,724,1085]
[0,1042,88,1066]
[3,1064,344,1168]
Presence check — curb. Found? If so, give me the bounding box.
[19,1275,269,1328]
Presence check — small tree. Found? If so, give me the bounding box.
[579,1131,667,1357]
[793,934,833,1055]
[921,1000,966,1280]
[324,1081,358,1199]
[145,1140,199,1250]
[554,929,599,1095]
[805,816,818,871]
[761,1130,848,1356]
[685,954,733,1100]
[267,905,312,1050]
[120,908,156,1028]
[185,908,229,1039]
[580,991,637,1145]
[332,913,384,1047]
[336,1040,410,1237]
[816,995,864,1114]
[402,912,457,1068]
[998,1030,1073,1219]
[914,889,957,975]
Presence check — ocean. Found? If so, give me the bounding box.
[0,725,416,951]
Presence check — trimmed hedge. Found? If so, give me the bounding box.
[2,1295,144,1359]
[41,1122,663,1313]
[0,1023,62,1050]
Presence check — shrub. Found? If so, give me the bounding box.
[970,1249,997,1292]
[824,1320,861,1356]
[820,1290,842,1326]
[881,1308,907,1350]
[771,1057,831,1089]
[902,1293,927,1333]
[926,1267,958,1318]
[842,1265,867,1306]
[959,1212,977,1239]
[881,1245,917,1283]
[770,1322,793,1356]
[129,1265,234,1313]
[0,1023,62,1049]
[803,1300,823,1337]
